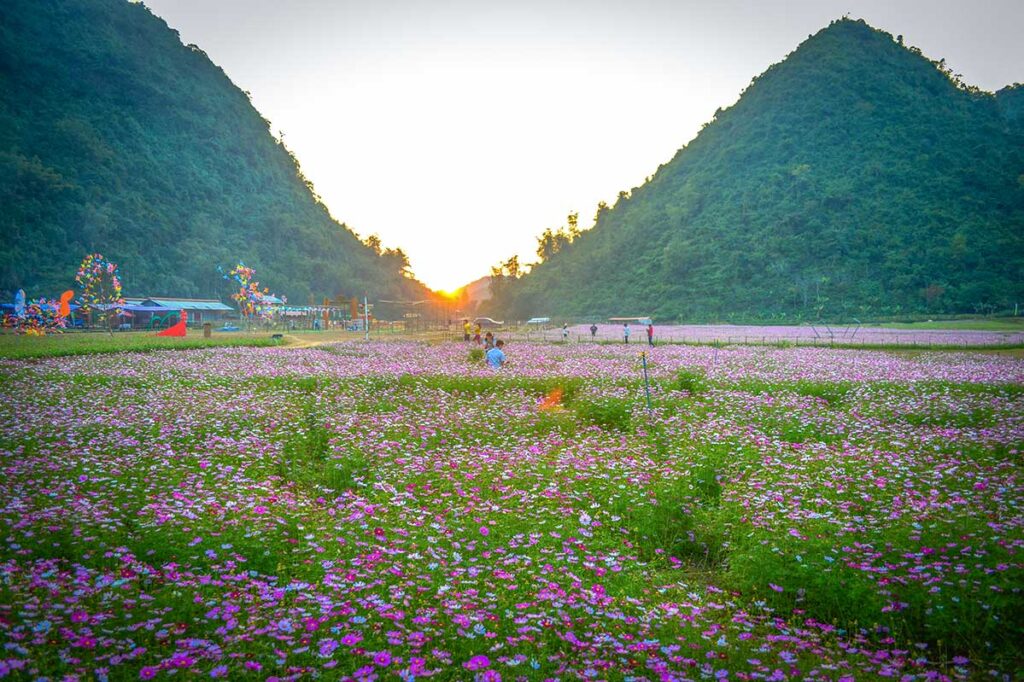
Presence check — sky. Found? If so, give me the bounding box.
[144,0,1024,292]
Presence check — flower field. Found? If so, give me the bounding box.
[1,342,1022,681]
[550,324,1024,348]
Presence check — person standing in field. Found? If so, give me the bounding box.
[486,339,506,368]
[561,323,569,342]
[473,323,482,345]
[647,322,654,347]
[590,323,598,339]
[484,331,494,350]
[463,319,471,342]
[623,322,631,344]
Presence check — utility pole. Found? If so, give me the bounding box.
[363,293,369,341]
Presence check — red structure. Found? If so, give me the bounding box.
[156,310,187,337]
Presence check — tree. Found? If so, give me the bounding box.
[382,247,413,278]
[488,256,522,301]
[535,213,581,263]
[536,229,558,261]
[364,234,383,255]
[567,211,580,240]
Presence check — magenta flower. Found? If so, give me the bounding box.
[464,655,490,671]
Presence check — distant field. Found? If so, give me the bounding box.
[877,317,1024,331]
[547,321,1024,348]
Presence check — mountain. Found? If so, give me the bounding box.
[488,19,1024,322]
[459,276,492,305]
[0,0,424,304]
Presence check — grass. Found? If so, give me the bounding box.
[876,317,1024,331]
[0,330,283,359]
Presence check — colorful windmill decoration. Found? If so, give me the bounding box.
[75,253,126,315]
[2,295,68,335]
[221,262,284,322]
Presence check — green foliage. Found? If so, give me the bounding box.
[391,375,586,407]
[0,0,425,304]
[573,397,632,431]
[731,378,852,405]
[279,393,367,496]
[670,368,708,395]
[491,19,1024,322]
[468,347,484,362]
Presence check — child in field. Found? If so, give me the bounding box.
[463,319,471,341]
[623,322,631,344]
[561,323,569,342]
[484,331,494,349]
[473,323,482,345]
[647,323,654,347]
[590,323,598,339]
[486,340,506,368]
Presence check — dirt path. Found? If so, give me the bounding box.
[281,334,337,349]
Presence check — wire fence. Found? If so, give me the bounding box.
[437,323,1024,349]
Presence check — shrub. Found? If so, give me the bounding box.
[672,368,708,395]
[574,397,632,431]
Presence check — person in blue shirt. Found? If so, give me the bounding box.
[486,339,506,368]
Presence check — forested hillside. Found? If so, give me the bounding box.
[489,19,1024,322]
[0,0,422,303]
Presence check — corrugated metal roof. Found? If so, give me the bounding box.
[145,298,234,311]
[123,305,172,312]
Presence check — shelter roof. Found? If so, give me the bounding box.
[142,298,234,311]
